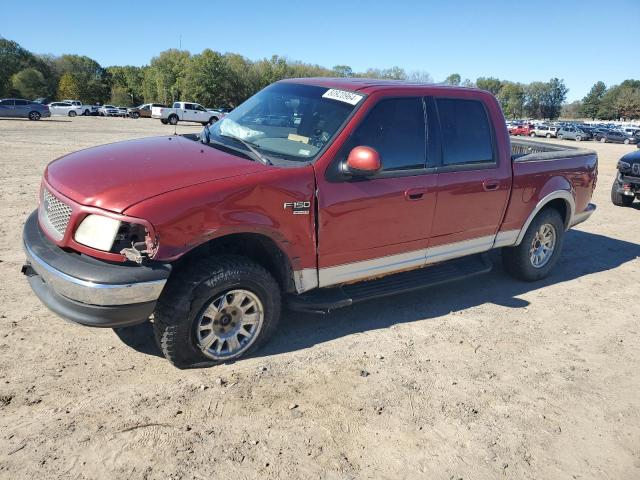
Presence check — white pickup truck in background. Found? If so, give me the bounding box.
[152,102,225,125]
[62,100,94,116]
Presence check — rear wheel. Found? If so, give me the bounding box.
[83,109,90,116]
[502,208,564,282]
[168,114,178,125]
[611,179,634,207]
[154,255,281,368]
[28,111,41,121]
[530,132,536,137]
[575,135,582,142]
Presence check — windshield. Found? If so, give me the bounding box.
[202,83,362,163]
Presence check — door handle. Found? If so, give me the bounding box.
[482,180,500,191]
[405,187,429,200]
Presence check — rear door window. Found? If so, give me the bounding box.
[435,98,494,167]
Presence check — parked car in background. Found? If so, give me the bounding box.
[47,101,84,117]
[98,105,120,117]
[509,124,534,136]
[205,108,227,123]
[117,107,128,117]
[557,126,592,141]
[595,130,637,144]
[62,100,93,116]
[611,150,640,206]
[531,125,558,138]
[33,97,53,105]
[21,78,598,367]
[128,103,166,119]
[0,98,50,120]
[152,102,219,125]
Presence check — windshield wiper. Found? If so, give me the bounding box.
[219,133,272,165]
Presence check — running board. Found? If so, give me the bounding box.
[287,254,493,313]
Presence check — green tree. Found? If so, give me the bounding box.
[57,72,81,100]
[182,49,229,107]
[407,71,433,83]
[332,65,353,77]
[614,85,640,119]
[107,65,144,105]
[148,49,191,104]
[497,82,525,118]
[580,81,606,119]
[10,68,48,98]
[444,73,461,86]
[476,77,502,95]
[561,101,583,119]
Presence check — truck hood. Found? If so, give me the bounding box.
[45,136,267,213]
[621,150,640,164]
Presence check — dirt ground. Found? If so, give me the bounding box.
[0,116,639,480]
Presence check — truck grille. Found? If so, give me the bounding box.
[40,188,72,240]
[633,164,640,176]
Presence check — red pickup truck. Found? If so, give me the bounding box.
[22,79,597,368]
[509,124,535,136]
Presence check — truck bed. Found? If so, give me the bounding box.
[511,138,595,162]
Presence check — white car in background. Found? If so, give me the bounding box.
[98,105,120,116]
[47,101,84,117]
[152,102,219,125]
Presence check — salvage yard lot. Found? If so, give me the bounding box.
[0,116,639,480]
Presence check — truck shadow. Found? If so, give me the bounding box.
[113,230,639,361]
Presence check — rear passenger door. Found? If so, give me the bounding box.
[14,100,30,117]
[428,97,511,261]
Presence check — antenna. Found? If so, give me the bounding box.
[179,34,182,49]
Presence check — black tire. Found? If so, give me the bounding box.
[502,208,565,282]
[209,116,219,124]
[168,114,178,125]
[546,133,552,138]
[154,255,281,369]
[575,135,582,142]
[160,119,168,125]
[131,112,140,119]
[611,179,634,207]
[600,137,606,143]
[624,138,630,145]
[68,110,76,117]
[28,111,41,121]
[558,134,564,140]
[530,132,536,137]
[83,109,90,116]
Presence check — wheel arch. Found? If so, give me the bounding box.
[515,189,574,246]
[172,232,314,294]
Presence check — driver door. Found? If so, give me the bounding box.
[316,96,437,287]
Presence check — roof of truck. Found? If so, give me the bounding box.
[278,77,486,96]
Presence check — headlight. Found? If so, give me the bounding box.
[618,160,631,171]
[74,214,121,251]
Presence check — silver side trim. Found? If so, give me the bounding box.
[493,229,520,248]
[318,234,498,288]
[426,235,495,265]
[24,241,167,306]
[293,268,318,293]
[568,203,596,228]
[318,249,426,288]
[515,190,575,245]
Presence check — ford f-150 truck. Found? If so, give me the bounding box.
[21,78,597,368]
[152,102,220,126]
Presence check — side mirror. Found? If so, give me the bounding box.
[344,146,381,177]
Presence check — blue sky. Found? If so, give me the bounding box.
[2,0,637,101]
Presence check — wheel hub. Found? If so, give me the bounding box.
[529,223,556,268]
[195,289,264,360]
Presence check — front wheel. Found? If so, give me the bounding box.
[160,119,168,125]
[546,133,552,138]
[28,111,41,121]
[131,112,140,119]
[530,132,536,137]
[502,208,565,282]
[611,179,634,207]
[154,255,281,368]
[68,110,76,117]
[575,135,582,142]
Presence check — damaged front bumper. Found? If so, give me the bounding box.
[21,211,171,327]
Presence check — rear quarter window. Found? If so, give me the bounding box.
[436,98,494,166]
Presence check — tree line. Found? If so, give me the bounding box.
[2,36,637,120]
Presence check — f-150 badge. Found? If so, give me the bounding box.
[283,201,310,215]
